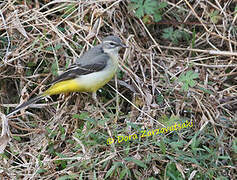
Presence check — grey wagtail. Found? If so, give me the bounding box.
[7,35,127,117]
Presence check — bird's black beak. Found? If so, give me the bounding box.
[120,43,129,48]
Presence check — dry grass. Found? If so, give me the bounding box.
[0,0,236,179]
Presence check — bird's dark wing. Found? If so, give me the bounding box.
[51,54,109,84]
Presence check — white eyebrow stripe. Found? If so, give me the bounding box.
[103,40,119,45]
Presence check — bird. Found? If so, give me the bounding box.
[7,35,128,117]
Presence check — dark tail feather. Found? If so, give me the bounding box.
[7,94,46,117]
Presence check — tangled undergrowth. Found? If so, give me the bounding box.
[0,0,236,179]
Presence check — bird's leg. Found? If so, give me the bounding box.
[92,92,108,113]
[92,92,98,106]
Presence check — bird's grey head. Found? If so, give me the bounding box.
[102,36,127,55]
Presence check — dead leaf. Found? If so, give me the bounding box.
[0,113,10,153]
[12,10,29,39]
[117,80,136,93]
[176,162,185,179]
[188,170,197,180]
[0,134,10,154]
[152,164,160,175]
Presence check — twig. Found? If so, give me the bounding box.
[0,10,11,63]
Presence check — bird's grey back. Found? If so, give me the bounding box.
[76,44,104,65]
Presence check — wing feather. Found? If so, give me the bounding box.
[51,54,109,84]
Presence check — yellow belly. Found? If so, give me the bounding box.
[44,79,81,95]
[74,66,116,92]
[44,67,117,96]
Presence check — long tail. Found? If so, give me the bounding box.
[6,79,79,117]
[6,93,47,117]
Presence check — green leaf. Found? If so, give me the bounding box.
[62,4,77,18]
[36,169,47,174]
[79,172,84,180]
[129,0,165,22]
[125,157,147,168]
[189,80,196,87]
[178,71,199,91]
[162,27,190,44]
[157,2,168,9]
[51,60,59,76]
[105,164,117,179]
[57,26,66,33]
[129,0,144,18]
[182,83,189,91]
[198,87,213,94]
[27,62,36,67]
[153,13,162,22]
[178,73,185,81]
[135,6,144,18]
[58,174,79,180]
[166,163,183,179]
[45,46,53,52]
[209,10,221,24]
[190,72,199,79]
[156,93,164,104]
[160,138,166,154]
[144,0,157,15]
[78,112,89,120]
[12,136,21,141]
[163,27,173,38]
[218,156,231,160]
[72,114,80,119]
[120,168,129,179]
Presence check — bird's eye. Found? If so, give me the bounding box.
[109,42,116,47]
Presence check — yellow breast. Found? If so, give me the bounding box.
[44,55,118,95]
